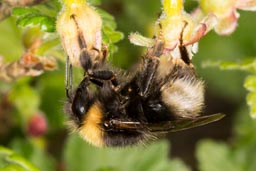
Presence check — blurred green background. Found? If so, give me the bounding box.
[1,0,256,171]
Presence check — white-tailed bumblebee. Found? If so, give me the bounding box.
[64,25,224,147]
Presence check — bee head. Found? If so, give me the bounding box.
[67,77,95,126]
[65,77,106,147]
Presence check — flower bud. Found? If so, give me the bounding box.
[199,0,256,35]
[27,113,48,137]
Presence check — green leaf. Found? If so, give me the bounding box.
[34,0,61,17]
[63,134,190,171]
[103,26,124,43]
[196,140,241,171]
[9,80,40,122]
[98,9,117,30]
[202,57,256,73]
[228,108,256,171]
[40,17,55,32]
[39,69,66,130]
[10,138,56,171]
[244,75,256,118]
[13,7,56,33]
[0,18,24,61]
[244,75,256,92]
[97,8,124,58]
[12,7,40,17]
[246,91,256,118]
[88,0,102,6]
[16,14,55,32]
[0,146,40,171]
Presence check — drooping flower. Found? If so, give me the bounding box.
[158,0,217,50]
[129,0,217,59]
[198,0,256,35]
[56,0,102,66]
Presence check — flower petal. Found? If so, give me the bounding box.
[129,32,155,47]
[184,23,206,45]
[215,9,239,35]
[56,1,102,66]
[236,0,256,11]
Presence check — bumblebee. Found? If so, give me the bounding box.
[64,24,224,147]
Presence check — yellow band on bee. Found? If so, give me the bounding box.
[78,102,104,147]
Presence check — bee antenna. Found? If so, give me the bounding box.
[65,55,73,99]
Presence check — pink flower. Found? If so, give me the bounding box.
[198,0,256,35]
[130,0,218,59]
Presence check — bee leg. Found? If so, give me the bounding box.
[89,78,103,87]
[138,57,159,98]
[65,55,73,100]
[151,23,165,57]
[101,44,108,61]
[79,48,93,73]
[88,70,118,87]
[92,44,108,64]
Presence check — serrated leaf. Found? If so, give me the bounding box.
[107,44,119,61]
[16,14,55,33]
[103,26,124,43]
[244,75,256,118]
[34,0,61,17]
[202,58,256,73]
[246,92,256,118]
[0,146,40,171]
[63,134,190,171]
[244,75,256,92]
[204,59,256,118]
[40,17,55,32]
[97,8,124,59]
[97,9,117,30]
[196,140,241,171]
[17,14,44,27]
[13,6,56,33]
[12,7,40,17]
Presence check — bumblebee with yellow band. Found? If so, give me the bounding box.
[58,0,224,147]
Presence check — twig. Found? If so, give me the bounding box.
[0,38,57,82]
[0,0,46,21]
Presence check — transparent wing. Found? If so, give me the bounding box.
[146,113,225,133]
[106,113,225,133]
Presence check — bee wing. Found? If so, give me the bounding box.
[146,113,225,133]
[106,113,224,133]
